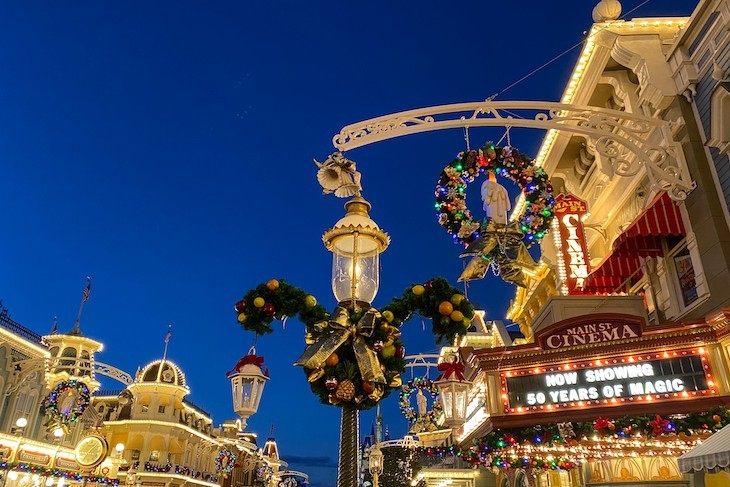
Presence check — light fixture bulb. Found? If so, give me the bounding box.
[15,417,28,428]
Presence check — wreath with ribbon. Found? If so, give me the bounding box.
[234,278,474,411]
[214,449,237,475]
[44,379,90,424]
[399,377,442,426]
[435,144,555,248]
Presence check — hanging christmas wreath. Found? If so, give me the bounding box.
[234,278,473,411]
[214,449,237,475]
[435,144,555,248]
[399,377,442,426]
[44,379,90,424]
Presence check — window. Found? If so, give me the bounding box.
[673,247,699,307]
[150,450,160,462]
[131,450,140,461]
[710,82,730,154]
[158,405,166,413]
[141,405,149,413]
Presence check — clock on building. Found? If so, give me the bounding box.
[74,433,109,468]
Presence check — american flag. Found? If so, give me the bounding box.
[82,277,91,302]
[164,325,171,344]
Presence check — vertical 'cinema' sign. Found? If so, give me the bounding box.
[555,194,590,293]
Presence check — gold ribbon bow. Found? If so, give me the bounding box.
[295,306,386,388]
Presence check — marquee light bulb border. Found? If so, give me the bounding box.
[500,348,715,414]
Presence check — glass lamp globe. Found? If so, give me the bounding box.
[368,444,384,475]
[228,351,269,430]
[323,196,390,306]
[435,369,472,429]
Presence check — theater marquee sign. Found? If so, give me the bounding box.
[539,319,643,349]
[500,348,714,413]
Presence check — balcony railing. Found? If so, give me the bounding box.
[0,312,44,345]
[129,462,219,483]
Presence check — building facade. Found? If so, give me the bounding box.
[420,1,730,487]
[0,308,302,487]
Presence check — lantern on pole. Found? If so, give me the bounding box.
[434,356,471,429]
[227,349,269,430]
[368,444,384,487]
[323,196,390,307]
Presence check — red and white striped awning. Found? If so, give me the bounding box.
[584,192,685,293]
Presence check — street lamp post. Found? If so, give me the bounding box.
[322,196,389,487]
[367,444,383,487]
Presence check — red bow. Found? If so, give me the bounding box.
[437,361,466,381]
[594,417,613,433]
[226,354,265,377]
[649,415,670,436]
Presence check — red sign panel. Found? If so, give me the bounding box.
[554,194,591,293]
[539,319,643,350]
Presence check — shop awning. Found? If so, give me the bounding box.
[584,192,685,293]
[678,425,730,472]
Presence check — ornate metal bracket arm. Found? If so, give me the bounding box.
[332,101,695,201]
[94,362,134,385]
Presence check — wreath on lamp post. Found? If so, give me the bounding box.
[435,144,555,247]
[399,377,442,429]
[234,278,474,411]
[435,144,555,286]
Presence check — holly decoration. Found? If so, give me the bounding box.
[234,277,474,411]
[43,379,91,424]
[435,144,555,248]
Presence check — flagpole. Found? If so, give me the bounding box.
[71,277,91,335]
[158,325,172,382]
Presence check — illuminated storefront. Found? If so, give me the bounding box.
[426,1,730,486]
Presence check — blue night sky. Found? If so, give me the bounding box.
[0,1,695,485]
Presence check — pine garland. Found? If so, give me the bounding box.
[234,277,474,411]
[417,408,730,469]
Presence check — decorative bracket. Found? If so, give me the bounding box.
[332,101,695,200]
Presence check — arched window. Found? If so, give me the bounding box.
[79,351,91,376]
[515,471,530,487]
[710,82,730,154]
[58,347,77,374]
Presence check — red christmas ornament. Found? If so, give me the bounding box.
[395,345,406,358]
[713,414,721,423]
[234,300,246,313]
[262,303,276,317]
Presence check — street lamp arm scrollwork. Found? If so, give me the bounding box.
[332,101,695,201]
